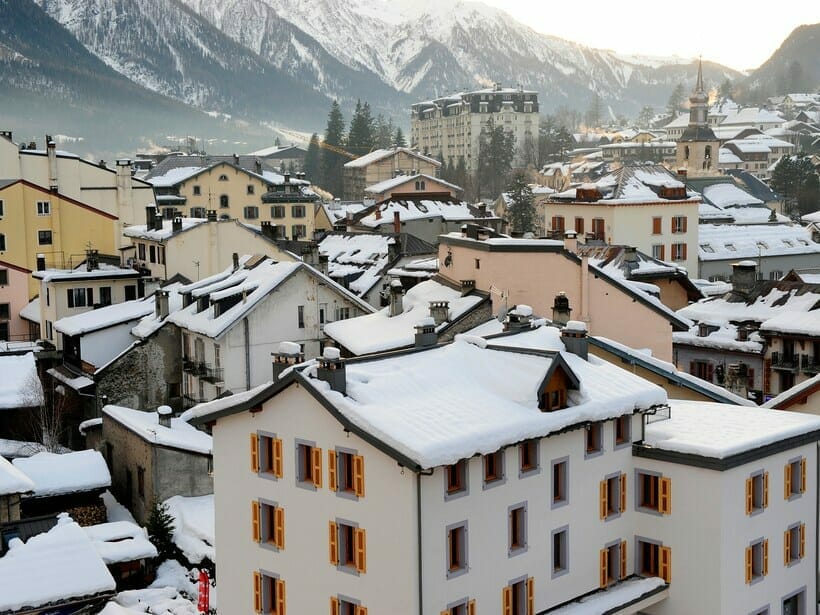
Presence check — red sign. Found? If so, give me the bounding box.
[197,569,210,613]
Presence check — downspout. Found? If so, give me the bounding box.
[580,254,590,323]
[244,318,251,391]
[417,471,423,615]
[815,442,819,606]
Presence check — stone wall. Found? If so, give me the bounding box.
[153,447,213,504]
[438,299,493,343]
[103,416,153,524]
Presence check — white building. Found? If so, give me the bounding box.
[188,321,820,615]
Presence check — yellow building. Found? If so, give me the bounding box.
[0,179,118,297]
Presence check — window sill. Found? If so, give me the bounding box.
[482,477,506,490]
[446,566,469,580]
[508,545,528,558]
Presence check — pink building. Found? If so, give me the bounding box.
[0,261,34,342]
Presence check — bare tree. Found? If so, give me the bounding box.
[22,374,71,452]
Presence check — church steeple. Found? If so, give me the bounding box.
[688,57,709,126]
[675,57,719,176]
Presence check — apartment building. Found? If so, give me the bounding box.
[342,148,440,201]
[411,85,539,173]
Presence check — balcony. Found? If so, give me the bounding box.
[801,355,819,375]
[200,364,224,384]
[182,394,208,410]
[182,356,197,372]
[770,351,799,372]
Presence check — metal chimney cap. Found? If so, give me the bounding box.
[157,405,173,416]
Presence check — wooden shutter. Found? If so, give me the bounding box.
[764,358,772,394]
[681,243,688,260]
[253,572,262,613]
[784,463,792,499]
[660,546,671,583]
[682,216,688,232]
[251,501,261,542]
[763,472,769,508]
[353,455,365,498]
[659,245,665,260]
[502,586,512,615]
[274,506,285,549]
[744,546,752,583]
[762,539,769,576]
[575,217,584,235]
[660,477,672,514]
[801,458,807,493]
[619,474,627,514]
[356,608,367,615]
[273,438,283,478]
[599,549,608,587]
[706,363,714,382]
[328,521,338,565]
[328,450,337,492]
[527,577,534,615]
[354,528,367,573]
[799,524,805,559]
[331,597,339,615]
[250,434,259,473]
[745,478,753,515]
[599,480,608,519]
[276,579,286,615]
[652,217,661,234]
[784,529,791,565]
[620,540,627,579]
[312,447,323,488]
[468,599,476,615]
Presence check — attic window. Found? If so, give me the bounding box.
[756,241,768,250]
[540,365,572,412]
[782,239,793,247]
[797,239,809,246]
[700,243,715,253]
[218,174,228,181]
[659,186,686,199]
[724,243,736,251]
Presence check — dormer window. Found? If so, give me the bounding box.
[539,359,579,412]
[218,174,228,182]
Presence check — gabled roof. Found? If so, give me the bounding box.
[763,374,820,410]
[12,450,111,498]
[551,165,700,205]
[0,178,118,220]
[364,173,462,195]
[354,196,500,227]
[54,297,155,337]
[698,224,820,260]
[145,156,307,188]
[344,147,441,169]
[0,353,42,410]
[102,405,212,455]
[123,217,208,241]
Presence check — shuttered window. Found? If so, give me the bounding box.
[599,474,626,519]
[253,572,285,614]
[296,441,322,488]
[256,434,283,478]
[745,471,768,515]
[329,450,365,498]
[331,597,368,615]
[784,523,805,565]
[652,217,662,235]
[784,458,807,499]
[502,577,533,615]
[329,521,366,573]
[745,539,768,583]
[252,501,285,550]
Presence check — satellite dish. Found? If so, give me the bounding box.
[496,304,508,323]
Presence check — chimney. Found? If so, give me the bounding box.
[207,210,217,222]
[477,203,487,217]
[388,279,404,317]
[561,320,588,360]
[393,210,401,234]
[462,224,479,240]
[115,160,134,226]
[316,347,346,394]
[284,172,291,184]
[157,405,173,429]
[563,230,577,253]
[414,317,437,347]
[232,252,240,271]
[260,221,278,240]
[0,130,11,142]
[172,215,183,233]
[233,153,239,165]
[85,249,99,272]
[460,279,475,296]
[505,304,533,332]
[145,205,157,228]
[47,137,58,191]
[732,261,757,296]
[272,341,304,381]
[317,253,329,275]
[36,253,46,271]
[155,289,170,319]
[153,211,164,232]
[552,292,572,326]
[255,160,262,174]
[429,300,450,325]
[623,246,638,277]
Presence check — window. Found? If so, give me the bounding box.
[614,415,631,447]
[502,577,533,615]
[745,539,768,584]
[319,303,327,325]
[38,230,52,245]
[138,243,146,260]
[785,457,807,499]
[191,207,206,218]
[724,242,736,251]
[329,449,364,498]
[652,244,665,260]
[46,320,52,340]
[745,471,768,514]
[252,433,283,478]
[552,527,569,577]
[36,201,50,216]
[599,541,627,587]
[446,521,468,577]
[137,466,145,499]
[637,472,671,514]
[218,174,228,182]
[552,458,568,507]
[445,460,467,498]
[297,305,304,328]
[672,216,687,233]
[414,180,426,191]
[99,287,111,306]
[551,215,565,233]
[651,217,662,235]
[0,304,9,320]
[0,234,5,251]
[474,258,480,269]
[125,285,137,301]
[192,185,201,196]
[574,217,584,235]
[783,590,804,615]
[271,206,285,219]
[508,503,527,555]
[252,571,285,615]
[291,205,306,218]
[442,600,475,615]
[244,206,259,219]
[671,243,687,261]
[600,473,626,520]
[149,245,156,263]
[220,195,229,208]
[252,500,285,549]
[585,422,603,456]
[329,520,366,573]
[0,270,7,286]
[637,539,671,582]
[784,523,805,565]
[247,185,255,195]
[296,440,322,489]
[66,288,92,308]
[158,247,165,265]
[483,450,504,487]
[519,440,538,476]
[592,218,605,241]
[291,224,306,239]
[330,597,368,615]
[336,307,350,321]
[0,200,3,216]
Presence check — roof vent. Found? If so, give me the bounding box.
[561,320,588,360]
[505,304,533,332]
[272,341,304,381]
[157,405,173,429]
[316,347,345,394]
[414,317,437,348]
[428,300,449,325]
[551,292,572,326]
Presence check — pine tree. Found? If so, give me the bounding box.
[304,133,321,185]
[476,117,516,198]
[347,100,376,157]
[320,100,346,197]
[585,93,602,129]
[505,171,535,235]
[394,126,407,148]
[146,499,176,561]
[667,83,686,118]
[374,114,394,149]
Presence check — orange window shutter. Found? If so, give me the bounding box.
[763,472,769,508]
[250,433,259,473]
[440,611,449,615]
[328,521,338,565]
[660,546,671,583]
[312,447,323,488]
[619,474,626,513]
[253,571,262,614]
[356,607,368,615]
[682,217,688,232]
[745,547,752,583]
[784,529,791,565]
[353,455,365,498]
[620,540,627,579]
[763,539,769,576]
[745,478,753,515]
[660,477,672,514]
[331,597,340,615]
[468,599,476,615]
[502,586,512,615]
[328,450,337,492]
[801,458,807,493]
[599,480,608,520]
[527,577,534,615]
[273,438,283,477]
[660,245,665,260]
[599,549,609,587]
[799,524,805,559]
[785,464,792,499]
[274,506,285,550]
[355,528,367,573]
[276,579,285,615]
[251,501,261,542]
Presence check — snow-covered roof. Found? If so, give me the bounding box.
[12,449,111,497]
[673,322,764,353]
[0,454,35,495]
[702,183,763,208]
[54,297,155,337]
[644,400,820,459]
[760,309,820,336]
[344,147,441,168]
[319,233,395,296]
[0,353,42,409]
[19,297,40,322]
[0,514,116,613]
[306,329,665,468]
[547,577,666,614]
[102,405,212,455]
[550,165,700,204]
[164,495,214,565]
[47,367,94,391]
[802,211,820,224]
[32,264,139,282]
[721,107,784,127]
[131,283,185,339]
[358,198,498,227]
[323,279,484,355]
[123,217,208,241]
[364,173,461,195]
[146,166,205,187]
[763,374,820,409]
[84,521,158,564]
[698,224,820,260]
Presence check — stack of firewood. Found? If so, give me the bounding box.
[67,502,107,526]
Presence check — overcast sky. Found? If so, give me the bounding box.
[476,0,819,72]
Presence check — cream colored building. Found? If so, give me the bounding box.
[363,174,460,203]
[342,148,440,201]
[411,85,539,173]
